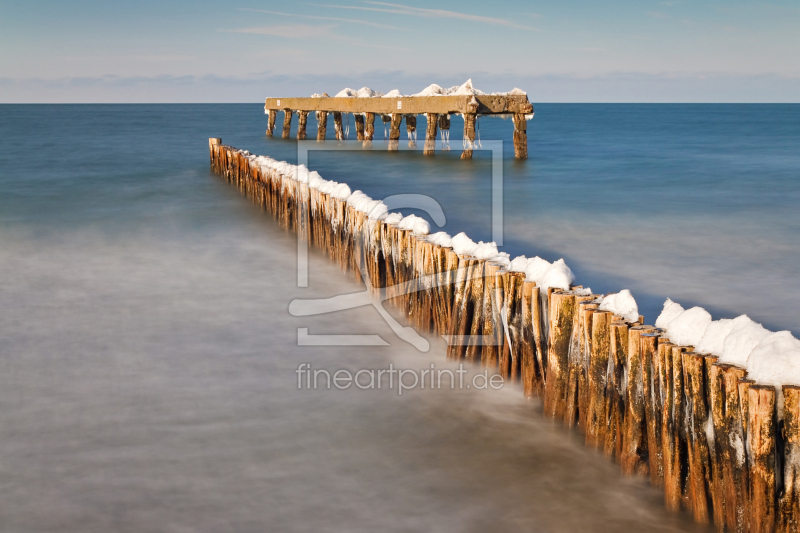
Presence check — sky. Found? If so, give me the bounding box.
[1,0,799,102]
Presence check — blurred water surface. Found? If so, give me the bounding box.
[1,103,797,531]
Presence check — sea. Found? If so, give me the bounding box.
[1,103,798,532]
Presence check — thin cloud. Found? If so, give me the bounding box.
[232,24,334,39]
[647,11,670,19]
[225,24,410,50]
[313,1,539,31]
[239,8,404,30]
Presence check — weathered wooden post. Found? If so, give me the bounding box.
[267,110,277,136]
[316,111,327,141]
[333,112,344,140]
[388,114,402,151]
[621,325,655,477]
[781,385,800,533]
[461,97,479,160]
[521,280,542,397]
[543,291,577,419]
[480,261,504,369]
[748,385,777,533]
[566,299,597,428]
[586,311,612,448]
[605,322,630,460]
[355,113,365,141]
[424,113,438,155]
[642,334,664,488]
[209,138,221,163]
[297,111,309,140]
[683,351,712,524]
[282,110,293,139]
[464,260,487,364]
[364,112,375,147]
[406,115,417,148]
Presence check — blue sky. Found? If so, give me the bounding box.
[1,0,798,102]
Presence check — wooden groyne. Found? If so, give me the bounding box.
[264,94,533,159]
[209,138,800,533]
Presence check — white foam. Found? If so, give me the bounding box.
[665,306,712,347]
[655,299,685,329]
[598,290,639,323]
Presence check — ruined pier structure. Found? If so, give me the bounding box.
[210,138,800,533]
[264,94,534,159]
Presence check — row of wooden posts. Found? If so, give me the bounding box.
[267,109,525,160]
[210,139,799,533]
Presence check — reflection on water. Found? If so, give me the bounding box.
[2,103,795,531]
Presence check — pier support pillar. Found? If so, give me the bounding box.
[282,110,293,139]
[388,114,402,151]
[364,113,375,147]
[424,113,438,155]
[355,114,365,141]
[461,113,476,159]
[406,115,417,148]
[513,113,528,159]
[438,114,451,151]
[266,110,277,136]
[297,111,309,140]
[333,112,344,140]
[316,111,327,141]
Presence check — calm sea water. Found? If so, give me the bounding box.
[1,103,797,532]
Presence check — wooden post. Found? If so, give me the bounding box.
[781,385,800,533]
[682,351,713,524]
[355,113,365,141]
[566,299,597,428]
[282,110,293,139]
[406,115,417,148]
[424,113,438,155]
[297,111,309,140]
[480,261,504,369]
[586,310,612,448]
[521,281,542,397]
[605,322,629,460]
[446,255,475,360]
[543,291,577,419]
[267,110,277,136]
[748,385,777,533]
[364,113,375,147]
[464,259,487,364]
[642,334,664,488]
[621,325,655,477]
[461,113,477,160]
[500,271,525,380]
[209,138,221,162]
[316,111,327,141]
[333,112,344,140]
[512,113,528,159]
[388,114,402,151]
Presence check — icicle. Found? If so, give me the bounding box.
[344,114,350,140]
[476,115,482,149]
